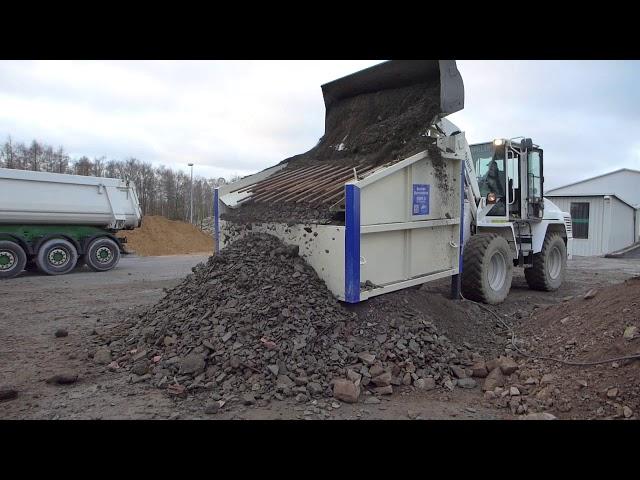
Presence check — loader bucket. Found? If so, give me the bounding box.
[321,60,464,118]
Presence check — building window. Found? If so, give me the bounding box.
[570,202,589,239]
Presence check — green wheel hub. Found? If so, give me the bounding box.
[95,246,113,264]
[0,251,16,270]
[48,248,69,266]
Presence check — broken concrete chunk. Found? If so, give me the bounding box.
[93,348,112,365]
[471,361,488,378]
[371,371,392,387]
[333,379,360,403]
[357,352,376,365]
[414,378,436,390]
[483,368,505,392]
[179,354,206,375]
[498,356,518,375]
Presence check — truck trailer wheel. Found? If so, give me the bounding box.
[85,237,121,272]
[0,240,27,279]
[36,238,78,275]
[462,233,513,305]
[525,232,566,291]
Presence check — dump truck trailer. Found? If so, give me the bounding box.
[0,168,142,278]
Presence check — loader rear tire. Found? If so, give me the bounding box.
[525,232,566,291]
[462,233,513,305]
[0,240,27,279]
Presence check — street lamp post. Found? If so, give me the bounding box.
[188,163,194,224]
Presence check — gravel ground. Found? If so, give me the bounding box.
[1,253,638,420]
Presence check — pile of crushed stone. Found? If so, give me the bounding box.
[222,81,442,225]
[95,233,487,407]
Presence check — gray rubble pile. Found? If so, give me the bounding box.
[97,233,483,406]
[199,217,214,236]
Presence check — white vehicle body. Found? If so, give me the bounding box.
[0,168,142,230]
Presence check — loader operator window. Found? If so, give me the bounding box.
[471,142,507,216]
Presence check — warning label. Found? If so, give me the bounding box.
[412,184,430,215]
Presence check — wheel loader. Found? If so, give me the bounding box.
[216,60,573,304]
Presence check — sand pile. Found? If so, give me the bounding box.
[96,233,484,407]
[222,82,441,225]
[117,215,213,256]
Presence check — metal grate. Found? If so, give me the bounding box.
[228,161,386,209]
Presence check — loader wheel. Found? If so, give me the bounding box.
[36,238,78,275]
[85,237,120,272]
[525,232,566,291]
[0,240,27,279]
[462,233,513,305]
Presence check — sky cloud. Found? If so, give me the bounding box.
[0,60,639,188]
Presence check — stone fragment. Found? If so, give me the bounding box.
[623,326,637,340]
[471,361,488,378]
[333,379,360,403]
[373,385,393,395]
[179,354,206,375]
[498,356,518,375]
[93,348,112,365]
[483,368,505,392]
[358,352,376,365]
[414,378,435,390]
[371,371,392,387]
[457,378,477,389]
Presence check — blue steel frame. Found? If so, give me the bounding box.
[450,158,465,299]
[214,187,220,254]
[344,184,361,303]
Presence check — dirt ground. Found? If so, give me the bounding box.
[1,254,638,420]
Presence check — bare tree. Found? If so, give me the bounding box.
[2,134,231,223]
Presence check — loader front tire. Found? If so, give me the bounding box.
[525,232,566,291]
[462,233,513,305]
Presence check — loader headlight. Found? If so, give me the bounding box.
[493,139,504,146]
[487,192,497,204]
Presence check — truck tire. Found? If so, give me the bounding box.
[462,233,513,305]
[85,237,121,272]
[36,238,78,275]
[525,232,566,291]
[0,240,27,279]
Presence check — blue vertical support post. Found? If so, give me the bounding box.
[344,184,361,303]
[213,187,220,254]
[451,159,465,299]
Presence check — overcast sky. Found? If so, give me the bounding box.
[1,60,638,189]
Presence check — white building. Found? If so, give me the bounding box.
[546,168,640,256]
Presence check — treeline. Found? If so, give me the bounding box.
[0,136,237,225]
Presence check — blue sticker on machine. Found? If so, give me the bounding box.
[412,184,430,215]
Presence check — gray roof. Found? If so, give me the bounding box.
[545,191,637,209]
[546,168,640,194]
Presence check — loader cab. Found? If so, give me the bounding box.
[470,138,544,221]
